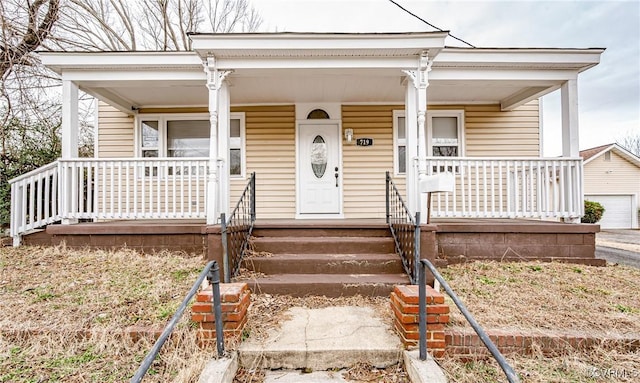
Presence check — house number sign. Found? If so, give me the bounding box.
[356,138,374,147]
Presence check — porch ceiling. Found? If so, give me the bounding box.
[83,75,562,109]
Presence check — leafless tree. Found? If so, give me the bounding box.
[55,0,262,51]
[0,0,60,79]
[616,132,640,157]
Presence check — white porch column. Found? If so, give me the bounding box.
[560,79,581,223]
[61,79,79,225]
[218,81,231,217]
[403,52,432,224]
[404,80,418,215]
[61,79,79,159]
[561,79,579,157]
[204,55,232,225]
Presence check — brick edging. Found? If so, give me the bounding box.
[444,327,640,358]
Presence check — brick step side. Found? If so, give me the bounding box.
[245,273,410,297]
[252,236,396,255]
[242,253,404,275]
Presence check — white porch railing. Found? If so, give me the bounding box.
[10,158,210,244]
[417,157,583,220]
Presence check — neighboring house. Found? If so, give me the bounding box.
[9,32,605,271]
[581,144,640,229]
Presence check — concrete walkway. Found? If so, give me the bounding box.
[200,306,447,383]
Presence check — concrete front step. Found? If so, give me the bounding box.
[239,306,403,370]
[245,273,409,297]
[243,253,404,275]
[252,236,396,255]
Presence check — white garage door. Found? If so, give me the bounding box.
[584,195,633,229]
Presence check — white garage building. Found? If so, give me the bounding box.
[581,143,640,229]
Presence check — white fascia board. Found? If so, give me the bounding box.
[190,32,448,54]
[40,51,202,73]
[435,48,604,71]
[215,56,419,70]
[612,145,640,168]
[61,69,205,82]
[430,68,579,82]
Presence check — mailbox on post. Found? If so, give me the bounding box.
[419,173,455,224]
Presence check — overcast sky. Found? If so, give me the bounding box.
[253,0,640,155]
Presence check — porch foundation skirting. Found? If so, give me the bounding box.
[434,220,603,266]
[21,219,602,267]
[26,222,225,266]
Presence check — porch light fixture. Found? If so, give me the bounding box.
[344,128,353,143]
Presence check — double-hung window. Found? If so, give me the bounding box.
[429,111,464,157]
[138,113,245,177]
[393,110,407,175]
[393,110,464,175]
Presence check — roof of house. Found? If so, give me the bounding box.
[580,143,640,167]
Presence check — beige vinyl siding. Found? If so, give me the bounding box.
[97,102,135,158]
[342,105,404,219]
[230,105,296,219]
[584,151,640,195]
[458,101,540,157]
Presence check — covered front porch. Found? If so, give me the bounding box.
[11,32,603,246]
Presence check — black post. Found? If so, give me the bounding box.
[385,171,390,224]
[418,261,427,360]
[250,172,256,222]
[207,262,225,357]
[220,213,230,283]
[414,211,421,284]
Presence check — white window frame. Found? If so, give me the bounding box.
[393,110,407,176]
[427,110,465,157]
[136,112,246,177]
[394,109,465,175]
[229,112,246,179]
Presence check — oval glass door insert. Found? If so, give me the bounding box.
[310,135,327,178]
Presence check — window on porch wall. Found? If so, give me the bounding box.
[137,113,245,177]
[393,110,464,175]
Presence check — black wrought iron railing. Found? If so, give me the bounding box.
[418,259,520,383]
[221,172,256,282]
[130,261,224,383]
[385,171,420,284]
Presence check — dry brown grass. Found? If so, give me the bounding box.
[439,347,640,383]
[437,260,640,382]
[0,245,212,382]
[439,261,640,335]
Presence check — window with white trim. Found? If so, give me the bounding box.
[429,111,464,157]
[393,110,406,175]
[138,113,246,177]
[393,110,464,175]
[229,112,245,177]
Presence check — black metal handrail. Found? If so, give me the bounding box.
[221,172,256,282]
[130,260,224,383]
[419,259,520,383]
[385,171,420,284]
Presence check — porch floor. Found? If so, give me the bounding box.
[39,217,587,232]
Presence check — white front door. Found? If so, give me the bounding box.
[298,123,341,215]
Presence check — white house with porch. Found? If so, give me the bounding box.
[10,32,603,247]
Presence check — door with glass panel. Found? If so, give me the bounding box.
[297,123,341,214]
